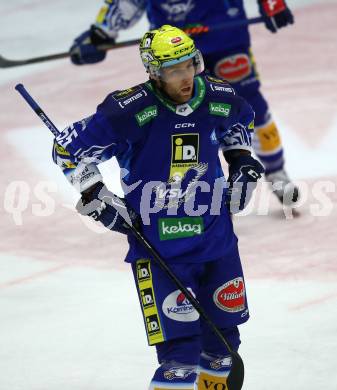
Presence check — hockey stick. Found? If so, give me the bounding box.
[15,83,245,390]
[2,17,263,68]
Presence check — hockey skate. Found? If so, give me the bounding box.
[265,169,299,206]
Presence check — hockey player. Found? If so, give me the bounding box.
[55,25,264,389]
[69,0,298,205]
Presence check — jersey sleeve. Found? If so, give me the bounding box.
[52,95,130,192]
[94,0,146,38]
[220,97,255,153]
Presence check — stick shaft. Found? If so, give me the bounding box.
[15,84,59,137]
[2,17,263,68]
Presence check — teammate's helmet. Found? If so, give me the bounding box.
[139,25,204,79]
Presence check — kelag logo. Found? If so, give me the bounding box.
[158,217,204,241]
[135,105,158,126]
[162,288,199,322]
[209,102,231,117]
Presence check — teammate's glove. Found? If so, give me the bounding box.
[258,0,294,33]
[225,154,265,214]
[70,25,115,65]
[76,182,140,234]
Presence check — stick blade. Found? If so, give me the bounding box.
[227,351,244,390]
[0,55,24,68]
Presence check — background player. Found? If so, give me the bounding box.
[54,25,264,390]
[69,0,298,205]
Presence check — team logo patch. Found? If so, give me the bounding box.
[210,355,232,371]
[164,366,195,380]
[213,277,246,313]
[153,162,208,209]
[215,53,252,83]
[162,288,199,322]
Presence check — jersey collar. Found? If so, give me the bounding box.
[145,76,206,116]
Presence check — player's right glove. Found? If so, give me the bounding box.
[70,25,115,65]
[76,182,140,234]
[225,154,265,214]
[258,0,294,33]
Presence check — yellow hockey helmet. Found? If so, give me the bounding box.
[139,25,204,78]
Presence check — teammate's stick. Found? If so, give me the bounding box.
[2,17,263,68]
[15,83,245,390]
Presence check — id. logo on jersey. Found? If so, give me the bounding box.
[140,287,155,309]
[146,314,161,336]
[213,277,246,313]
[136,259,164,345]
[137,260,151,282]
[170,133,199,182]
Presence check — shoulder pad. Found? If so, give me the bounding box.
[110,84,149,109]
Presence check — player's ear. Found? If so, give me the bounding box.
[150,75,162,88]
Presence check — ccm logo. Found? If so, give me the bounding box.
[175,123,195,128]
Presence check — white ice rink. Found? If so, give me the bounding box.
[0,1,337,389]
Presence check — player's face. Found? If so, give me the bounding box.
[159,59,195,104]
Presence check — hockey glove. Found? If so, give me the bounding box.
[258,0,294,33]
[225,154,265,214]
[76,182,140,234]
[70,25,115,65]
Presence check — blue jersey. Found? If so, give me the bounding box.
[96,0,250,54]
[53,75,254,264]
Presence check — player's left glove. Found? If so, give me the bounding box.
[225,154,265,214]
[70,25,115,65]
[258,0,294,33]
